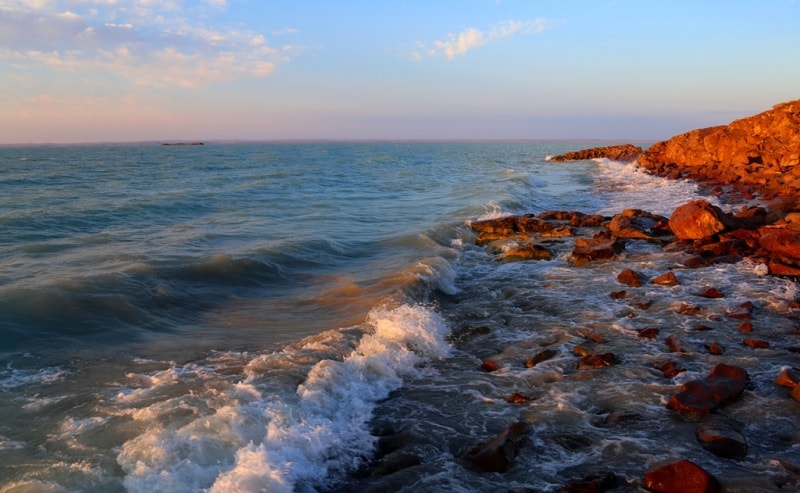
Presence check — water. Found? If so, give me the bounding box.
[0,142,798,492]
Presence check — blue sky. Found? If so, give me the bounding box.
[1,0,798,143]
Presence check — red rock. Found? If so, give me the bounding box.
[758,225,800,267]
[561,471,618,493]
[525,348,557,368]
[572,232,625,266]
[696,287,725,299]
[481,359,500,372]
[577,353,620,370]
[695,417,748,460]
[743,338,769,349]
[617,268,643,287]
[666,335,687,353]
[727,311,752,320]
[666,363,748,415]
[669,200,728,240]
[635,299,653,310]
[644,459,721,493]
[792,383,800,403]
[658,361,685,378]
[652,271,679,286]
[573,346,591,357]
[695,324,714,331]
[610,290,627,299]
[705,342,725,355]
[676,303,702,315]
[637,328,659,339]
[508,392,533,404]
[608,210,671,240]
[774,367,800,388]
[503,243,553,262]
[549,144,643,162]
[461,422,527,473]
[737,321,753,333]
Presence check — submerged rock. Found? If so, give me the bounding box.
[644,459,721,493]
[461,422,527,473]
[666,363,747,415]
[695,416,748,460]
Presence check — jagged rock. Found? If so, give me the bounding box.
[666,363,748,415]
[525,348,557,368]
[461,422,527,473]
[618,268,644,287]
[577,352,619,370]
[775,367,800,388]
[669,200,728,240]
[696,287,725,299]
[743,338,769,349]
[758,224,800,268]
[571,231,624,266]
[637,327,659,339]
[502,243,553,262]
[644,459,721,493]
[549,144,643,162]
[696,416,747,460]
[608,209,671,240]
[652,271,679,285]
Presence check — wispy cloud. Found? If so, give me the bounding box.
[412,18,554,60]
[0,1,299,87]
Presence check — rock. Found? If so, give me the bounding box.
[657,360,685,378]
[502,243,553,262]
[792,383,800,403]
[666,363,748,415]
[705,342,725,355]
[508,392,534,404]
[737,321,753,333]
[669,200,728,240]
[618,268,644,287]
[758,224,800,268]
[665,335,687,353]
[637,327,659,339]
[548,144,643,162]
[637,99,800,200]
[571,231,625,266]
[577,352,620,370]
[652,271,679,286]
[608,209,671,240]
[743,338,769,349]
[610,290,627,299]
[644,458,721,493]
[696,287,725,299]
[561,470,618,493]
[775,367,800,388]
[461,422,527,473]
[695,416,748,460]
[525,348,557,368]
[481,359,500,372]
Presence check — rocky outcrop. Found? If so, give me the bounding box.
[666,363,747,415]
[549,144,643,162]
[637,99,800,200]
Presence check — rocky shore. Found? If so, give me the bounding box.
[348,101,800,493]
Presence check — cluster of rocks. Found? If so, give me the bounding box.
[546,144,643,163]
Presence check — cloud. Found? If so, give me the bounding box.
[413,18,553,60]
[0,1,298,87]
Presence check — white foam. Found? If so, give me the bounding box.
[0,365,67,391]
[116,304,451,493]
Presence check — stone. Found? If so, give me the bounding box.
[525,348,557,368]
[666,363,748,415]
[669,200,729,240]
[481,359,500,372]
[658,361,685,378]
[577,353,620,370]
[696,287,725,299]
[759,225,800,267]
[637,327,659,339]
[695,417,748,460]
[548,144,643,162]
[652,271,679,286]
[644,458,721,493]
[737,321,753,333]
[508,392,534,404]
[743,338,769,349]
[502,243,553,262]
[608,210,670,240]
[705,342,725,355]
[461,422,527,473]
[618,268,643,287]
[775,367,800,388]
[666,335,687,353]
[792,383,800,403]
[561,470,618,493]
[571,231,625,266]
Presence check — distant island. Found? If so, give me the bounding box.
[161,142,204,146]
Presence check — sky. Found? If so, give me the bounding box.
[1,1,799,144]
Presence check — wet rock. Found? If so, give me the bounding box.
[560,470,618,493]
[695,416,748,460]
[461,422,527,473]
[610,290,627,299]
[695,324,714,331]
[481,359,501,372]
[792,383,800,403]
[525,348,557,368]
[571,231,624,266]
[704,342,725,355]
[676,303,702,315]
[775,367,800,388]
[737,321,753,333]
[666,363,748,415]
[617,268,643,287]
[758,224,800,268]
[548,144,643,162]
[508,392,534,404]
[669,200,728,240]
[666,335,687,353]
[573,346,591,357]
[743,338,769,349]
[637,327,660,339]
[608,209,671,240]
[652,271,679,286]
[577,329,607,343]
[657,360,685,378]
[644,458,721,493]
[696,287,725,299]
[577,352,620,370]
[553,433,593,452]
[502,243,553,262]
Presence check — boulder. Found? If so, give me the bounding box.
[608,209,671,240]
[461,422,527,473]
[652,271,679,286]
[758,224,800,268]
[502,243,553,262]
[572,231,625,266]
[644,459,721,493]
[525,348,557,368]
[669,200,728,240]
[775,367,800,388]
[666,363,748,415]
[577,352,620,370]
[618,268,644,287]
[548,144,643,162]
[695,416,748,460]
